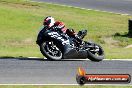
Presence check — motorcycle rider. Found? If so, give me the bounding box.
[43,16,86,46]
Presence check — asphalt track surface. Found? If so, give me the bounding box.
[33,0,132,15]
[0,58,132,84]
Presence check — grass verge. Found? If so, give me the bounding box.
[0,0,132,58]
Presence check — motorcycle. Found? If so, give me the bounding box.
[36,27,104,62]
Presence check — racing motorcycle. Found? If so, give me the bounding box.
[36,27,104,62]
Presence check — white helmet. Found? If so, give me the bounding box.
[43,16,55,27]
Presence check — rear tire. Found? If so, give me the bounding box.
[40,41,63,60]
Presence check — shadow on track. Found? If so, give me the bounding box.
[0,56,88,62]
[0,56,45,61]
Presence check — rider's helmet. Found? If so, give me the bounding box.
[43,16,55,28]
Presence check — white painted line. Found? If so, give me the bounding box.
[61,59,132,61]
[30,0,131,16]
[0,84,131,86]
[104,59,132,61]
[28,57,40,58]
[27,57,132,61]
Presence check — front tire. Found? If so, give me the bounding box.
[87,43,104,62]
[40,41,63,60]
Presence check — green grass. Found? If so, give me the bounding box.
[0,86,131,88]
[0,0,132,58]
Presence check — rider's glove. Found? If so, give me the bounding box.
[50,26,58,31]
[75,34,80,39]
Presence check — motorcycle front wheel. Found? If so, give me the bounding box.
[87,43,104,62]
[40,41,63,60]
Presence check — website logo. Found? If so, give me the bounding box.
[76,67,131,85]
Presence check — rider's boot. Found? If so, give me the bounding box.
[77,30,87,40]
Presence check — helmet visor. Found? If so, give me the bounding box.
[44,19,51,26]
